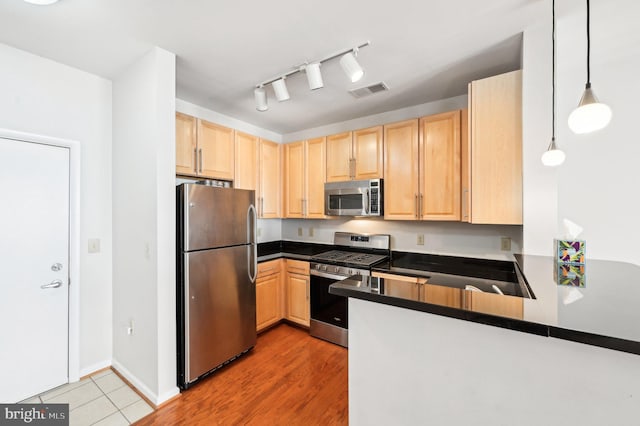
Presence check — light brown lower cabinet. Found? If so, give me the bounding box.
[285,259,310,327]
[372,272,523,317]
[256,259,283,332]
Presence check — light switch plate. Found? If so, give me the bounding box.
[500,237,511,251]
[417,234,425,245]
[309,227,314,237]
[298,227,303,237]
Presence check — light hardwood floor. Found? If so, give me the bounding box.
[136,324,348,425]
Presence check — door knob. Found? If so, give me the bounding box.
[51,263,63,272]
[41,279,63,289]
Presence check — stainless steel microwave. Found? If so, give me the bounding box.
[324,179,383,217]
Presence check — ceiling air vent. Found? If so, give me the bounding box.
[349,82,389,99]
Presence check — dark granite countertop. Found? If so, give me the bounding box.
[257,240,333,262]
[332,254,640,356]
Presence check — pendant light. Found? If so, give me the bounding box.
[567,0,612,134]
[542,0,566,166]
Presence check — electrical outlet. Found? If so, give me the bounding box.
[257,228,262,237]
[298,227,303,237]
[417,234,425,245]
[500,237,511,251]
[309,227,314,237]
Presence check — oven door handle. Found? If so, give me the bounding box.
[310,270,349,281]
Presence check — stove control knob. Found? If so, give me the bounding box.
[321,265,327,271]
[315,264,321,270]
[348,269,353,275]
[334,267,339,273]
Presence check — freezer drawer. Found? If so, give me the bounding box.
[183,245,257,384]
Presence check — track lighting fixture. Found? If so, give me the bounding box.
[568,0,612,134]
[542,0,565,167]
[305,63,324,90]
[340,49,364,83]
[272,78,290,102]
[253,41,370,112]
[254,86,268,111]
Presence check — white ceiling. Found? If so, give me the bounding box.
[0,0,548,134]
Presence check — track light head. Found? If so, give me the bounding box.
[272,78,290,102]
[340,49,364,83]
[305,63,324,90]
[254,86,268,112]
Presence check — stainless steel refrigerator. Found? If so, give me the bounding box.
[177,183,257,390]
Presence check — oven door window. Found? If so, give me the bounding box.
[328,193,363,212]
[310,275,348,329]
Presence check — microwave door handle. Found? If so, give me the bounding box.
[365,189,370,214]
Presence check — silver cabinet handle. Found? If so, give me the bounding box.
[193,148,198,173]
[420,193,423,218]
[41,279,63,289]
[462,189,469,220]
[198,148,203,173]
[415,194,419,219]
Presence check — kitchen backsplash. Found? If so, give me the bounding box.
[258,218,522,261]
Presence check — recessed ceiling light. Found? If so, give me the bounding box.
[23,0,59,5]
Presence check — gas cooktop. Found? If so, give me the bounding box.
[311,250,388,268]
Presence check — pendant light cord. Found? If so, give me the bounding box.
[586,0,591,87]
[552,0,556,140]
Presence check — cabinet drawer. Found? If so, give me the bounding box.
[258,259,282,278]
[286,259,309,275]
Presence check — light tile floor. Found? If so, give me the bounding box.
[19,369,154,425]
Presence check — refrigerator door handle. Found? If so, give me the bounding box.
[247,204,258,283]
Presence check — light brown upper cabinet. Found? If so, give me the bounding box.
[465,70,523,224]
[383,119,420,220]
[175,112,235,180]
[234,131,258,191]
[326,126,383,182]
[384,111,461,221]
[283,138,326,218]
[259,139,281,218]
[419,110,461,220]
[175,112,197,175]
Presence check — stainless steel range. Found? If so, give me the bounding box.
[310,232,390,347]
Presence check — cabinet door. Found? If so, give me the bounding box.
[284,141,305,218]
[234,131,258,191]
[469,70,522,224]
[176,113,197,176]
[460,108,471,223]
[353,126,383,180]
[383,119,420,220]
[256,273,281,332]
[197,119,235,180]
[259,139,281,218]
[419,111,461,221]
[421,284,463,309]
[306,137,326,218]
[465,292,523,320]
[286,272,310,327]
[326,132,352,182]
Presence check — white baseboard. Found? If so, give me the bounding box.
[78,360,111,380]
[111,358,180,406]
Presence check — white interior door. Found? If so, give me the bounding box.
[0,137,70,403]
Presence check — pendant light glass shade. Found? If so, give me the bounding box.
[542,138,566,166]
[340,51,364,83]
[569,0,611,134]
[272,78,290,102]
[568,84,612,133]
[305,63,324,90]
[254,87,268,112]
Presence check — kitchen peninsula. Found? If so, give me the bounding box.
[330,255,640,425]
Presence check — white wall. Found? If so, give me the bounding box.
[522,0,640,265]
[112,47,179,404]
[176,99,282,143]
[282,219,521,261]
[283,95,468,142]
[0,42,113,375]
[349,298,640,426]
